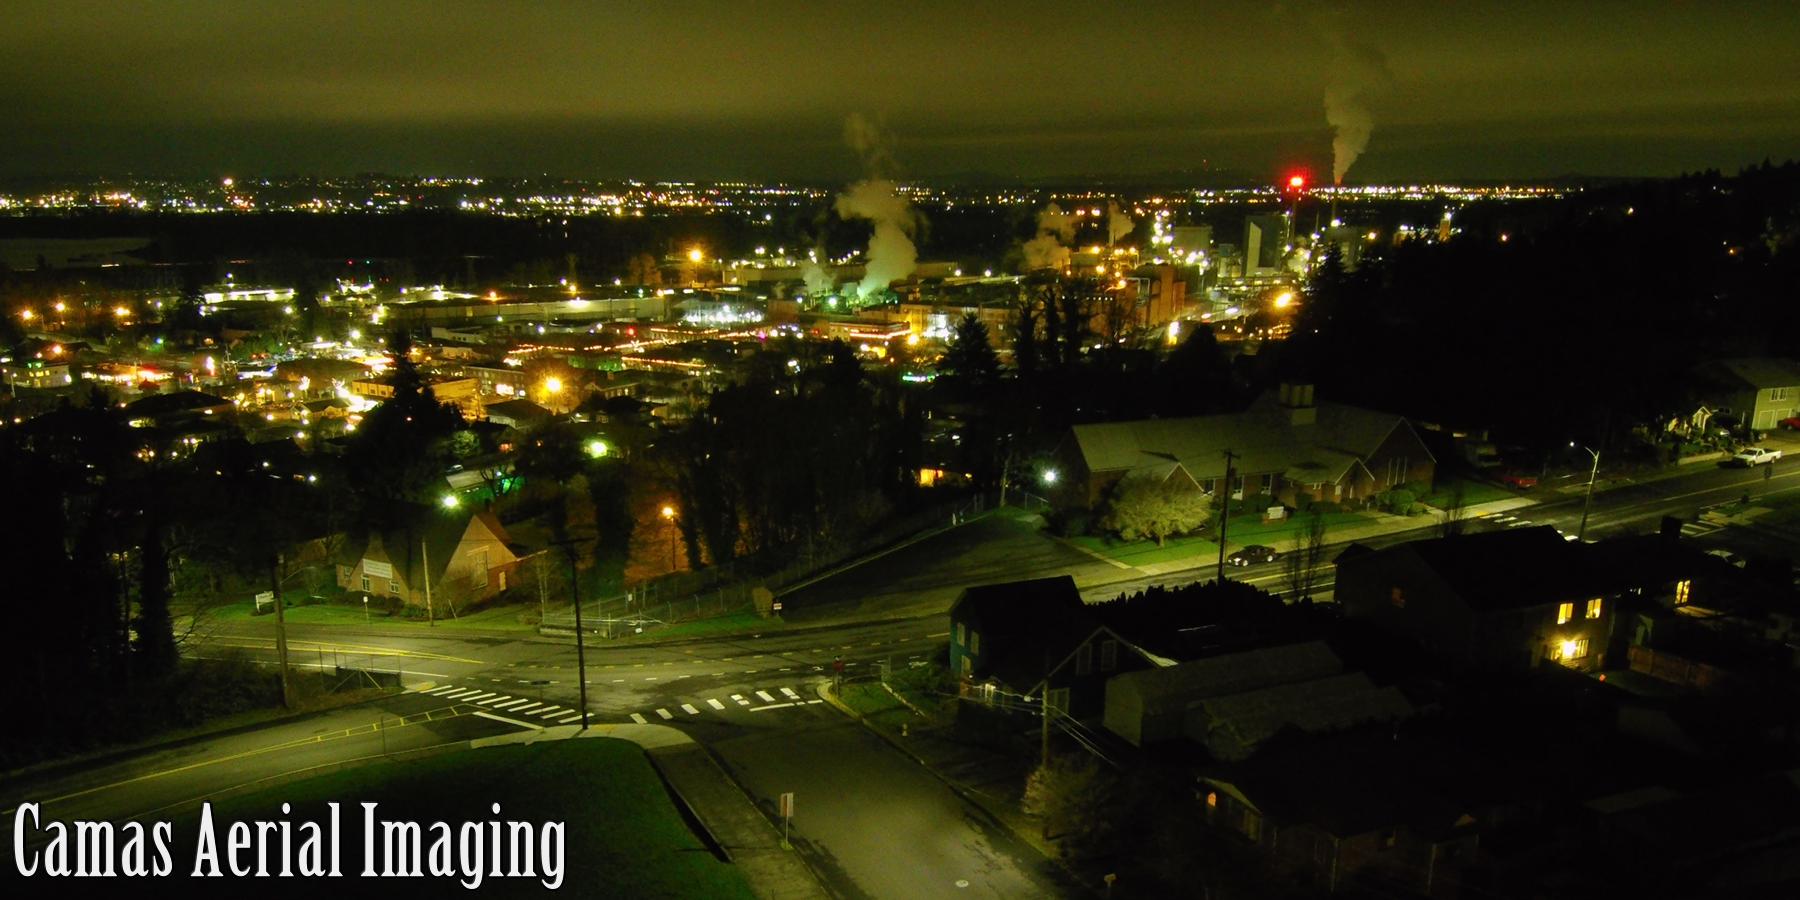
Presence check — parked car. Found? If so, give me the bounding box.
[1731,447,1782,467]
[1487,467,1538,489]
[1225,545,1279,566]
[1781,416,1800,430]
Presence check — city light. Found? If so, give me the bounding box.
[442,494,459,508]
[588,440,607,457]
[544,377,563,393]
[1289,175,1306,189]
[661,505,676,519]
[1274,292,1294,307]
[688,248,705,262]
[1041,469,1058,485]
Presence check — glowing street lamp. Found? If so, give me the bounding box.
[1042,469,1059,486]
[543,376,563,394]
[688,248,705,263]
[441,494,460,509]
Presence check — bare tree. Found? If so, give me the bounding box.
[1437,481,1469,538]
[1281,510,1330,601]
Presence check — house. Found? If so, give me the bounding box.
[336,507,521,612]
[124,389,233,427]
[1199,727,1496,896]
[483,398,554,430]
[1103,641,1345,746]
[1693,357,1800,432]
[1334,526,1617,672]
[1052,384,1433,514]
[947,576,1163,719]
[1185,671,1413,761]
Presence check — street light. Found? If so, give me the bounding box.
[661,506,678,571]
[1573,442,1600,541]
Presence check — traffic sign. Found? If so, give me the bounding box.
[255,591,275,609]
[779,792,794,817]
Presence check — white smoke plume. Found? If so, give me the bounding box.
[801,262,834,296]
[1322,29,1389,183]
[834,179,918,298]
[835,113,919,298]
[1106,201,1136,244]
[1021,202,1076,271]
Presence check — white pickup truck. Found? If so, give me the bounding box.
[1731,447,1782,466]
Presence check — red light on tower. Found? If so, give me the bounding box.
[1288,175,1306,190]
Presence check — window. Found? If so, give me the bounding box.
[956,623,966,646]
[1586,598,1602,619]
[1076,643,1093,676]
[1200,478,1214,494]
[1557,602,1575,624]
[1674,579,1692,604]
[1100,640,1118,671]
[1391,587,1405,608]
[470,549,489,587]
[1772,387,1792,401]
[1259,473,1273,492]
[969,631,980,655]
[360,575,371,592]
[1205,791,1218,808]
[390,581,401,596]
[1379,829,1398,850]
[1552,638,1590,661]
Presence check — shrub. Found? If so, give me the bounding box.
[1380,489,1416,514]
[1404,479,1432,498]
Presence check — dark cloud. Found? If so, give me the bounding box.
[0,0,1795,180]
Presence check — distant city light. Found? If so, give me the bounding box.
[442,495,460,508]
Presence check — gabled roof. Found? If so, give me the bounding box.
[1341,526,1599,612]
[951,576,1095,690]
[1192,672,1414,761]
[1696,357,1800,391]
[1067,390,1428,482]
[1109,641,1344,716]
[336,505,513,590]
[126,389,231,417]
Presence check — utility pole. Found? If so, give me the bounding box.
[271,553,293,708]
[1574,443,1600,542]
[422,538,434,627]
[1216,449,1236,581]
[552,537,596,730]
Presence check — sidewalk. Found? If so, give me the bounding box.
[479,723,830,900]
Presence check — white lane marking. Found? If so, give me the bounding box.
[655,708,673,720]
[462,692,498,703]
[732,694,749,705]
[681,704,699,715]
[510,702,544,714]
[755,690,776,702]
[558,713,584,723]
[630,713,648,724]
[444,689,484,699]
[474,711,544,731]
[780,687,800,699]
[749,702,795,712]
[494,699,533,710]
[707,699,726,710]
[807,699,823,705]
[424,685,461,695]
[534,706,565,717]
[476,695,514,706]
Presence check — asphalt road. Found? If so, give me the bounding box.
[711,712,1083,900]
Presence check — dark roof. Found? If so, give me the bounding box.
[1202,726,1495,840]
[951,576,1094,690]
[336,505,511,590]
[125,389,230,417]
[1356,526,1599,612]
[484,399,552,422]
[1696,358,1800,391]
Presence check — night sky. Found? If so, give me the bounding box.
[2,0,1796,182]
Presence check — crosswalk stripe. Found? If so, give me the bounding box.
[558,713,583,723]
[494,699,532,710]
[509,702,543,713]
[463,692,497,702]
[425,685,461,695]
[755,690,776,702]
[1507,521,1533,528]
[681,704,699,715]
[780,687,800,699]
[477,695,513,705]
[534,706,564,717]
[444,689,483,699]
[707,699,726,710]
[655,708,673,719]
[749,702,795,712]
[731,694,749,705]
[630,713,648,724]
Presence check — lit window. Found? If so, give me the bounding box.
[1586,598,1602,619]
[1674,580,1692,604]
[1557,602,1574,624]
[360,575,370,592]
[1205,791,1218,807]
[1554,638,1590,661]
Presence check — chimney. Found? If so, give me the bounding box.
[1279,383,1317,426]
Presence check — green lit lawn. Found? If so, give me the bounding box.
[204,598,540,631]
[170,738,755,900]
[1419,475,1518,509]
[1068,531,1221,567]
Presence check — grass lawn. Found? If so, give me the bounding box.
[203,597,540,631]
[1068,531,1221,567]
[839,682,929,734]
[168,738,755,899]
[1221,509,1369,544]
[1419,475,1521,509]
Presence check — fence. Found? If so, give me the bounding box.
[541,491,998,634]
